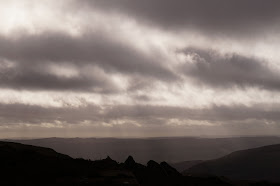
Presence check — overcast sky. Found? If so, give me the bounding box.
[1,0,280,138]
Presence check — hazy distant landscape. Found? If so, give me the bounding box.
[9,136,280,164]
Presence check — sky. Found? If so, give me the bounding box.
[1,0,280,138]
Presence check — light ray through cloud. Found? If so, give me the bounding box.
[0,0,280,138]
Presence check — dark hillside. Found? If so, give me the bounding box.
[186,144,280,182]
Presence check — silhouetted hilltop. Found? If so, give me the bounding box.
[0,141,71,160]
[160,162,181,177]
[0,141,278,186]
[0,141,137,186]
[186,144,280,182]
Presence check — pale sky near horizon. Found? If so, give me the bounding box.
[1,0,280,138]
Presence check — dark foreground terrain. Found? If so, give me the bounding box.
[1,141,280,186]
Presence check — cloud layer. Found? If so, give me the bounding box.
[180,47,280,90]
[0,0,280,138]
[82,0,280,36]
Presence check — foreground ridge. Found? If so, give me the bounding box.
[0,141,279,186]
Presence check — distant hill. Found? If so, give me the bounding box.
[9,136,280,163]
[185,144,280,182]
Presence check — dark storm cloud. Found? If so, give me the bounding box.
[0,31,177,83]
[102,104,280,123]
[0,104,102,125]
[0,63,117,93]
[1,0,280,138]
[1,103,279,127]
[79,0,280,36]
[1,31,278,93]
[179,47,280,90]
